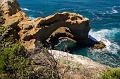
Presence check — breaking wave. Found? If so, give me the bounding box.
[89,28,120,54]
[89,28,120,67]
[21,7,44,14]
[106,6,119,14]
[29,16,35,20]
[21,8,31,11]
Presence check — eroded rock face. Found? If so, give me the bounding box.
[19,12,91,50]
[0,0,20,16]
[49,50,109,79]
[0,0,27,27]
[39,12,90,43]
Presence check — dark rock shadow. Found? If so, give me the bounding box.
[46,35,102,56]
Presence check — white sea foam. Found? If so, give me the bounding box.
[89,28,120,54]
[29,16,35,20]
[21,8,31,11]
[21,8,44,20]
[21,8,44,14]
[106,6,119,14]
[111,6,118,14]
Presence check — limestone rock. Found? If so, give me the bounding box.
[49,50,109,79]
[48,27,75,42]
[0,0,27,27]
[0,0,21,17]
[36,12,90,43]
[91,41,106,49]
[18,12,91,49]
[21,33,33,41]
[23,24,33,30]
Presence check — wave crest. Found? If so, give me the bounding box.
[21,8,31,11]
[89,28,120,54]
[21,7,44,14]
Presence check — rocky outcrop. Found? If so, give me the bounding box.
[0,0,27,27]
[91,41,106,49]
[35,12,90,44]
[49,50,109,79]
[0,0,20,16]
[19,12,91,50]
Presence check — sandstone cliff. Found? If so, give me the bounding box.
[19,12,91,50]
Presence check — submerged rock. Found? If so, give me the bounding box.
[91,41,106,49]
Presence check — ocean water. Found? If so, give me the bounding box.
[19,0,120,67]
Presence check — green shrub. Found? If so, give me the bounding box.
[0,27,59,79]
[0,26,19,52]
[0,43,30,79]
[102,68,120,79]
[0,26,7,36]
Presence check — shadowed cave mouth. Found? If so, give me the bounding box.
[47,34,102,55]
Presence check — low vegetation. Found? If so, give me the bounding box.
[0,43,31,79]
[0,26,31,78]
[102,68,120,79]
[0,26,59,79]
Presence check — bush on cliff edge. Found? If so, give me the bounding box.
[0,43,30,79]
[102,68,120,79]
[0,26,59,79]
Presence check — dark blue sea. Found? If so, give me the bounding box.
[19,0,120,67]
